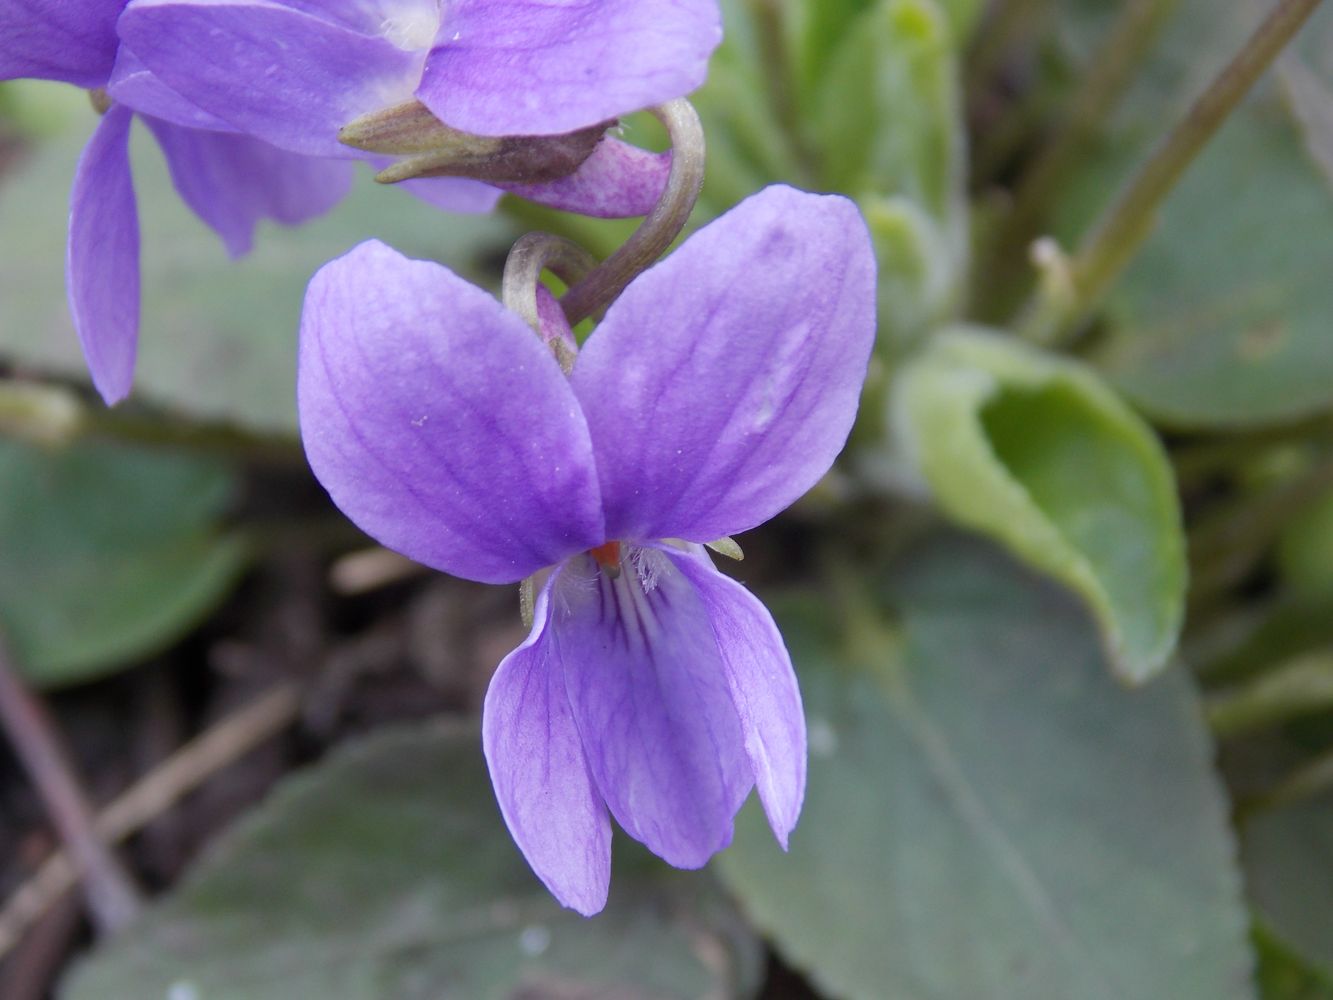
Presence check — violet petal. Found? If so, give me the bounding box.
[0,0,122,87]
[484,572,612,916]
[419,0,722,136]
[119,0,419,157]
[145,116,353,257]
[500,139,670,219]
[665,546,806,848]
[107,46,236,131]
[298,240,605,584]
[557,548,752,868]
[392,173,503,215]
[571,184,878,543]
[66,104,140,405]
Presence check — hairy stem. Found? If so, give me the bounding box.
[559,99,706,325]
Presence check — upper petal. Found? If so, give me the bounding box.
[0,0,122,87]
[571,184,877,543]
[417,0,722,136]
[484,573,612,916]
[118,0,420,157]
[556,548,751,868]
[66,105,140,405]
[499,138,669,219]
[665,547,806,848]
[144,117,354,257]
[298,239,604,584]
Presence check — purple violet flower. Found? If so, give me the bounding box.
[297,184,877,914]
[0,0,379,404]
[116,0,720,216]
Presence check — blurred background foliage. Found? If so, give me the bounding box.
[3,0,1333,997]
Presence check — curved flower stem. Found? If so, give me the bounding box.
[502,232,600,327]
[502,232,598,374]
[559,99,706,326]
[1023,0,1326,342]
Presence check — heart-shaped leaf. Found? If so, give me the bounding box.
[718,535,1253,999]
[64,722,763,1000]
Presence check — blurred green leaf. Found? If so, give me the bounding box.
[1085,106,1333,429]
[815,0,959,215]
[694,0,968,357]
[1255,922,1333,1000]
[893,328,1186,683]
[1278,490,1333,598]
[65,722,763,1000]
[0,94,514,435]
[0,437,245,687]
[815,0,966,352]
[1244,795,1333,983]
[718,535,1253,1000]
[1048,3,1333,428]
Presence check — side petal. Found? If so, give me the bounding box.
[500,139,669,219]
[0,0,121,87]
[484,572,612,916]
[144,116,354,257]
[571,184,877,543]
[394,174,504,215]
[556,548,752,868]
[418,0,722,136]
[298,239,605,584]
[107,47,238,131]
[66,105,140,405]
[666,547,806,848]
[119,0,419,157]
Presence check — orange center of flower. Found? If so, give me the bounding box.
[589,540,622,578]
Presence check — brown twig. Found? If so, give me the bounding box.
[0,635,143,934]
[559,99,706,325]
[0,682,301,959]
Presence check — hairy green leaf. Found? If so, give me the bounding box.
[718,536,1253,1000]
[65,723,763,1000]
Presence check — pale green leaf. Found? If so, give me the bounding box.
[892,327,1186,682]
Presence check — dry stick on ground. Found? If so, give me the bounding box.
[0,635,143,934]
[0,681,301,959]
